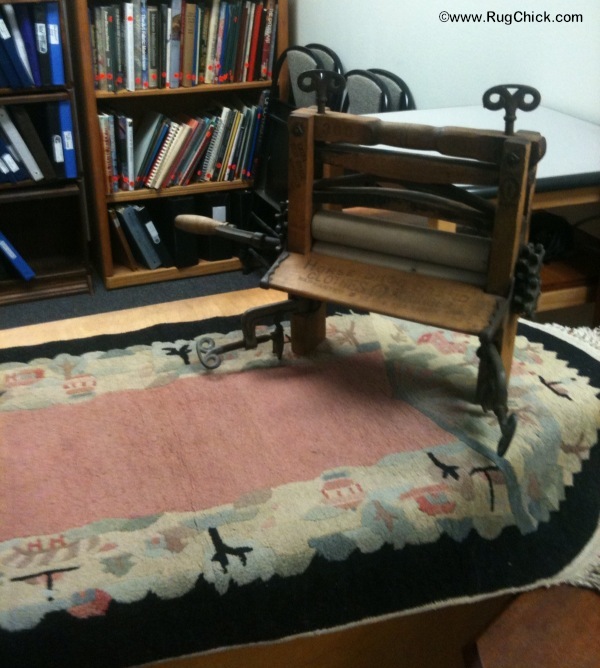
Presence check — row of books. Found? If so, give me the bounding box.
[0,102,77,184]
[0,3,66,90]
[108,195,235,270]
[90,0,279,92]
[98,92,267,192]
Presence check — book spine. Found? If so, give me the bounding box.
[246,1,263,83]
[98,113,113,191]
[147,5,159,88]
[192,4,202,85]
[266,1,277,79]
[92,6,106,91]
[159,5,172,89]
[112,3,126,90]
[203,0,220,84]
[259,0,274,80]
[181,1,197,87]
[197,1,211,83]
[167,0,182,88]
[240,0,254,83]
[123,3,135,91]
[132,0,142,89]
[125,115,135,190]
[145,121,179,188]
[140,0,149,88]
[212,1,226,83]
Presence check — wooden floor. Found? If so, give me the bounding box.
[0,287,540,668]
[0,287,286,350]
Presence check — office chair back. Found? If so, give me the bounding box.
[367,68,416,110]
[342,69,392,114]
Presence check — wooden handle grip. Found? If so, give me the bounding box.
[174,215,227,236]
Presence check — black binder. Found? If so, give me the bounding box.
[131,204,174,267]
[150,196,200,268]
[115,205,162,270]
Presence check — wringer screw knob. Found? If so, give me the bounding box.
[483,84,541,135]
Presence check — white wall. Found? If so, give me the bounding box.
[288,0,600,124]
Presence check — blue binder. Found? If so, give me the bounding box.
[0,230,36,281]
[57,100,77,178]
[13,4,42,87]
[0,14,34,88]
[45,2,65,85]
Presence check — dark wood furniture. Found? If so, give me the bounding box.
[69,0,288,290]
[465,586,600,668]
[0,0,91,306]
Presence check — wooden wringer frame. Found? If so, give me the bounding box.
[176,82,546,457]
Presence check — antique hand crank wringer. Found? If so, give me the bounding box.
[175,80,546,457]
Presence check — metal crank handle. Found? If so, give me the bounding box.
[175,215,281,251]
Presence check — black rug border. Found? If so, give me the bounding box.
[2,444,598,668]
[0,315,242,365]
[1,318,599,667]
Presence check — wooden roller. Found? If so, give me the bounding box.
[311,210,491,273]
[312,242,487,287]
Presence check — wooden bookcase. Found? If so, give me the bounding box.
[0,0,91,306]
[69,1,288,290]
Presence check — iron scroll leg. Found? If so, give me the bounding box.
[476,339,517,457]
[196,299,320,369]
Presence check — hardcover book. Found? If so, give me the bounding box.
[167,0,182,88]
[123,3,135,90]
[132,110,165,183]
[181,1,197,87]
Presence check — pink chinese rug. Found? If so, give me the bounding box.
[1,312,599,668]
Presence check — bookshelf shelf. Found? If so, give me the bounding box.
[95,79,271,100]
[106,256,242,289]
[105,177,249,204]
[70,0,288,290]
[0,0,92,306]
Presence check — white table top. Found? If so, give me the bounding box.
[370,106,600,191]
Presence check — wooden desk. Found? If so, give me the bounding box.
[371,107,600,320]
